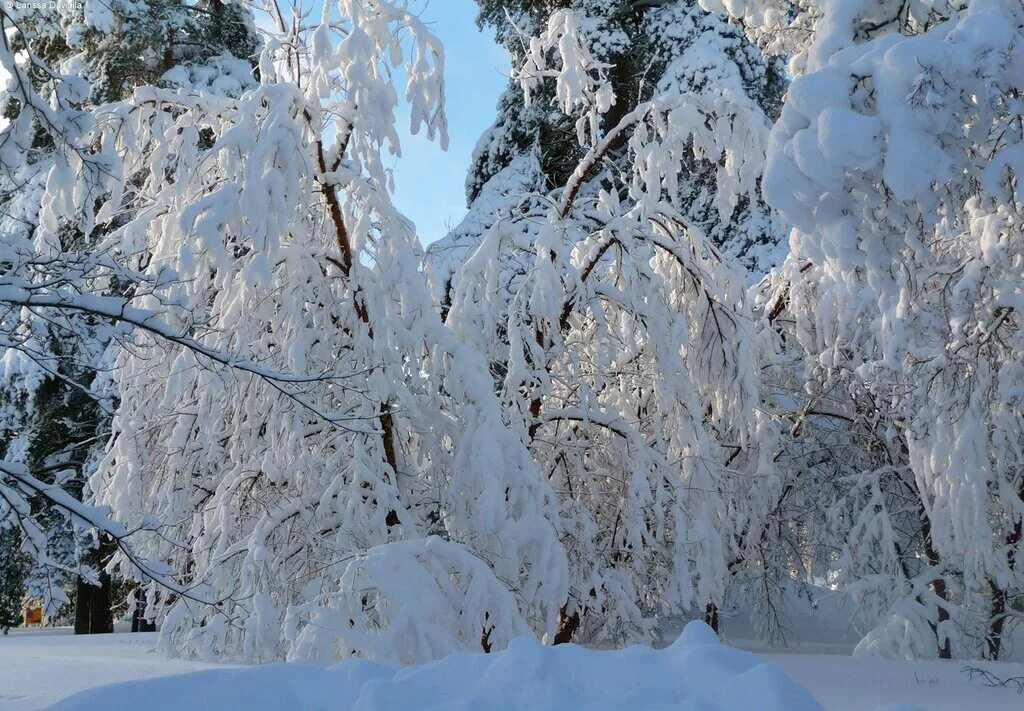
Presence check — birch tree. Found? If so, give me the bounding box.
[719,0,1024,659]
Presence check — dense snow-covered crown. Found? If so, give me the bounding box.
[749,0,1024,659]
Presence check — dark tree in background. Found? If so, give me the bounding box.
[0,529,29,633]
[467,0,786,272]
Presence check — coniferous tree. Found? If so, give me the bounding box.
[457,0,787,274]
[0,529,29,633]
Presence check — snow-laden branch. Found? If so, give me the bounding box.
[1,281,369,387]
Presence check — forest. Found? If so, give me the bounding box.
[1,0,1023,694]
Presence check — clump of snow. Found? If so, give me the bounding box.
[161,56,258,98]
[51,622,821,711]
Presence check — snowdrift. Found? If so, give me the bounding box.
[50,622,821,710]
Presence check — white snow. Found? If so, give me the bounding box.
[5,1,1024,706]
[4,622,1024,710]
[766,653,1024,711]
[0,628,236,710]
[15,622,822,711]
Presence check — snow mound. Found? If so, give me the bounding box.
[51,622,821,710]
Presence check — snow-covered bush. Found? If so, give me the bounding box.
[284,537,532,665]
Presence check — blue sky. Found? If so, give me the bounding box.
[391,1,510,245]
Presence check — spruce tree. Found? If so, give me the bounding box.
[464,0,787,272]
[0,529,29,633]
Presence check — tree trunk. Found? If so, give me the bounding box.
[73,578,92,634]
[986,488,1022,660]
[74,572,112,634]
[704,602,721,634]
[131,587,156,633]
[553,605,581,645]
[74,538,115,635]
[987,580,1008,660]
[89,569,113,634]
[920,513,951,659]
[314,136,401,530]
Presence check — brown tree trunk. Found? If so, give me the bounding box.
[553,605,581,645]
[314,135,401,527]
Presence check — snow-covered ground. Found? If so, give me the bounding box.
[3,624,1024,710]
[5,623,818,710]
[718,590,1024,710]
[765,652,1024,711]
[0,627,236,710]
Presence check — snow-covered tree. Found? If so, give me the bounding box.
[718,0,1024,659]
[0,0,330,620]
[7,0,1022,670]
[0,528,28,633]
[82,0,568,662]
[461,0,787,274]
[427,8,801,642]
[435,6,785,646]
[0,0,259,626]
